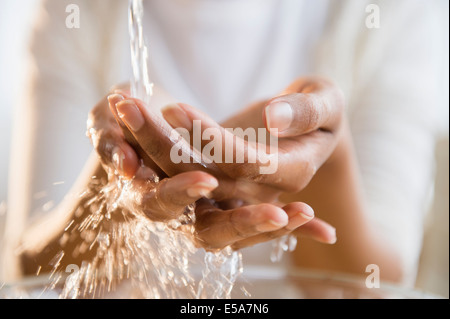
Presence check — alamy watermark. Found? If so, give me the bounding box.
[66,4,80,29]
[169,121,279,175]
[66,4,380,30]
[366,4,380,29]
[365,264,380,288]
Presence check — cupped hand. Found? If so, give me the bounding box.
[87,79,338,249]
[109,77,344,202]
[165,76,345,195]
[87,86,220,222]
[194,199,336,250]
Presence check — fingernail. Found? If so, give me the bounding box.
[256,220,286,232]
[107,93,124,105]
[299,213,313,221]
[286,211,314,231]
[265,101,293,133]
[108,94,124,118]
[161,104,193,131]
[328,228,337,244]
[112,147,125,174]
[186,181,218,198]
[299,206,314,220]
[116,100,145,131]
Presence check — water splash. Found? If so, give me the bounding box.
[270,234,298,263]
[41,0,243,299]
[198,248,244,299]
[129,0,153,105]
[45,170,242,299]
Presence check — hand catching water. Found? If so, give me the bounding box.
[87,77,340,250]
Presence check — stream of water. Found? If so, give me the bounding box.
[13,0,300,299]
[42,0,246,299]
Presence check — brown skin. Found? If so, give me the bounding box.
[20,76,403,283]
[19,78,336,276]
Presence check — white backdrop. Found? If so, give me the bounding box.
[1,0,446,205]
[0,0,40,236]
[0,0,448,294]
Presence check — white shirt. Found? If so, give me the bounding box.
[3,0,441,285]
[139,0,330,122]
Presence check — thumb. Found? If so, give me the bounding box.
[263,78,344,138]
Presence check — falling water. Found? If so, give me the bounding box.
[270,235,298,263]
[129,0,153,105]
[40,0,244,299]
[127,0,297,265]
[4,0,302,300]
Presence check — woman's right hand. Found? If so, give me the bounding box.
[87,87,221,221]
[87,85,141,179]
[86,86,336,248]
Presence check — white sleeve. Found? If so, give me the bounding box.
[8,0,96,224]
[2,0,129,279]
[6,0,125,231]
[347,0,441,284]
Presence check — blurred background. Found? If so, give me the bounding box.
[0,0,448,298]
[0,1,40,242]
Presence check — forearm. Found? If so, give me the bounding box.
[19,152,107,277]
[283,122,404,282]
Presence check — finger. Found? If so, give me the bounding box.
[230,202,314,250]
[162,103,278,184]
[263,77,345,138]
[108,93,131,133]
[111,143,140,178]
[113,98,215,176]
[294,218,337,244]
[194,200,289,250]
[112,97,239,200]
[108,93,165,177]
[87,96,140,178]
[163,103,334,194]
[137,171,219,221]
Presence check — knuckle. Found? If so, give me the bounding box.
[227,163,261,182]
[304,96,321,132]
[139,188,177,222]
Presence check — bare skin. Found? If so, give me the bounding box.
[20,76,404,283]
[19,78,337,276]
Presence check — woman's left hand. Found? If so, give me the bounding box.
[193,198,335,250]
[113,76,345,203]
[106,76,343,248]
